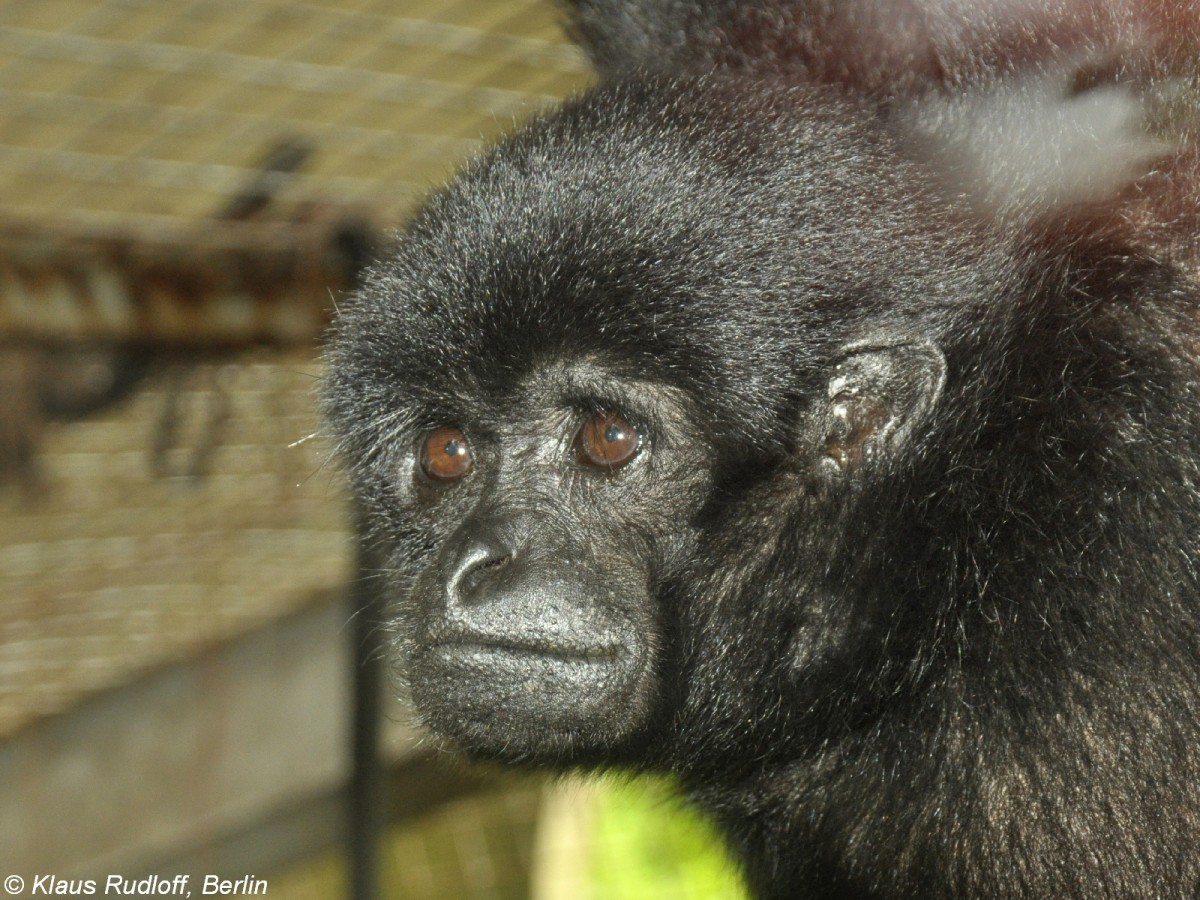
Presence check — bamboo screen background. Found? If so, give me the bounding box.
[0,0,588,743]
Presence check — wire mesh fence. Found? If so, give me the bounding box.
[0,0,588,228]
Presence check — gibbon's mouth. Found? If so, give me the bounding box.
[410,626,652,753]
[429,635,622,666]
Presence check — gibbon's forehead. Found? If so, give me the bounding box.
[362,220,788,450]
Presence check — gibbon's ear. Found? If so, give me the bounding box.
[818,340,946,475]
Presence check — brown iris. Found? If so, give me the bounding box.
[420,426,473,482]
[575,411,640,470]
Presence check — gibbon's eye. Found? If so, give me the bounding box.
[574,410,641,471]
[420,426,473,482]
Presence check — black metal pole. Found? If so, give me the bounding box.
[349,528,386,900]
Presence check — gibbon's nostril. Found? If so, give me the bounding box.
[446,543,512,606]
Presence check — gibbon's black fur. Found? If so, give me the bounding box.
[322,1,1200,897]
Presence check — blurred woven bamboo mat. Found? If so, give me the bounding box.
[0,0,590,739]
[0,0,588,228]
